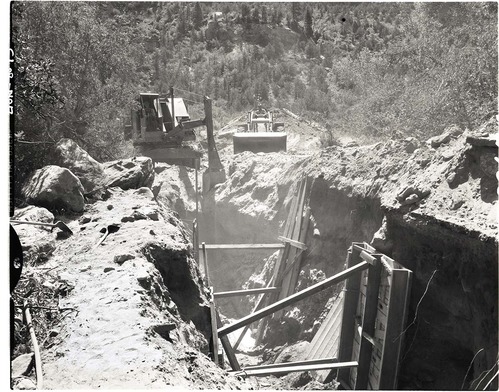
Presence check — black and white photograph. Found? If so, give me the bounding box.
[8,1,498,390]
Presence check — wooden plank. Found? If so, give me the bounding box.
[213,287,280,299]
[209,289,219,365]
[200,243,285,250]
[334,247,363,386]
[306,292,344,381]
[355,257,382,390]
[359,250,377,265]
[241,357,339,371]
[201,242,210,285]
[216,311,240,371]
[277,236,307,250]
[218,261,369,337]
[233,361,358,378]
[255,179,305,343]
[379,269,412,390]
[277,180,308,305]
[284,206,311,299]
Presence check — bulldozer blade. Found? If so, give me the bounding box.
[233,132,287,154]
[11,220,73,236]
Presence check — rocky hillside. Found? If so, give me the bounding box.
[10,141,257,389]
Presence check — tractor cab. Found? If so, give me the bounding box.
[125,93,194,144]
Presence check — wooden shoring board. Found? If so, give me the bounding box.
[333,245,364,386]
[218,261,369,337]
[305,291,344,382]
[200,243,285,250]
[355,256,382,390]
[277,236,307,250]
[282,205,311,299]
[209,288,219,365]
[255,178,306,344]
[275,178,308,316]
[378,268,412,390]
[240,357,339,372]
[234,361,359,378]
[272,179,305,293]
[214,287,279,299]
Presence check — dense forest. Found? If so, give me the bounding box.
[11,2,498,199]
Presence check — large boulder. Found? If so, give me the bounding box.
[21,165,85,213]
[54,138,104,193]
[103,156,154,190]
[12,206,57,264]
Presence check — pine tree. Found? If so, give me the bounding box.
[252,8,260,24]
[192,2,203,30]
[261,6,268,24]
[305,8,313,39]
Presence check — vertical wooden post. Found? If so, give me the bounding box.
[355,255,382,390]
[216,311,241,371]
[195,158,199,219]
[378,269,412,390]
[170,86,175,129]
[201,242,209,285]
[209,288,219,365]
[333,245,363,386]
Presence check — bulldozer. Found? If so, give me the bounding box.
[124,88,225,193]
[233,101,286,154]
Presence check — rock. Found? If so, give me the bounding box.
[450,197,465,210]
[396,186,431,205]
[400,193,421,205]
[54,138,104,193]
[134,187,155,200]
[344,140,359,148]
[114,254,135,265]
[103,267,115,273]
[103,157,154,191]
[11,353,34,378]
[79,215,91,224]
[403,137,419,153]
[283,371,313,388]
[13,377,36,390]
[151,184,162,199]
[274,341,311,364]
[441,150,454,161]
[12,207,57,264]
[14,206,54,224]
[445,124,463,137]
[21,165,85,213]
[371,217,393,253]
[428,132,451,148]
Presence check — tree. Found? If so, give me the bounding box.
[261,6,268,24]
[252,8,260,24]
[192,2,203,30]
[12,2,143,163]
[305,8,313,39]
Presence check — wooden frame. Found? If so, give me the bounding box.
[335,243,412,390]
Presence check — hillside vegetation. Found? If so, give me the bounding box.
[12,2,497,201]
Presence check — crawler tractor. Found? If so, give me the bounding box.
[124,88,225,193]
[233,102,286,154]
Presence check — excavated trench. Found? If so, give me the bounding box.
[190,143,497,390]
